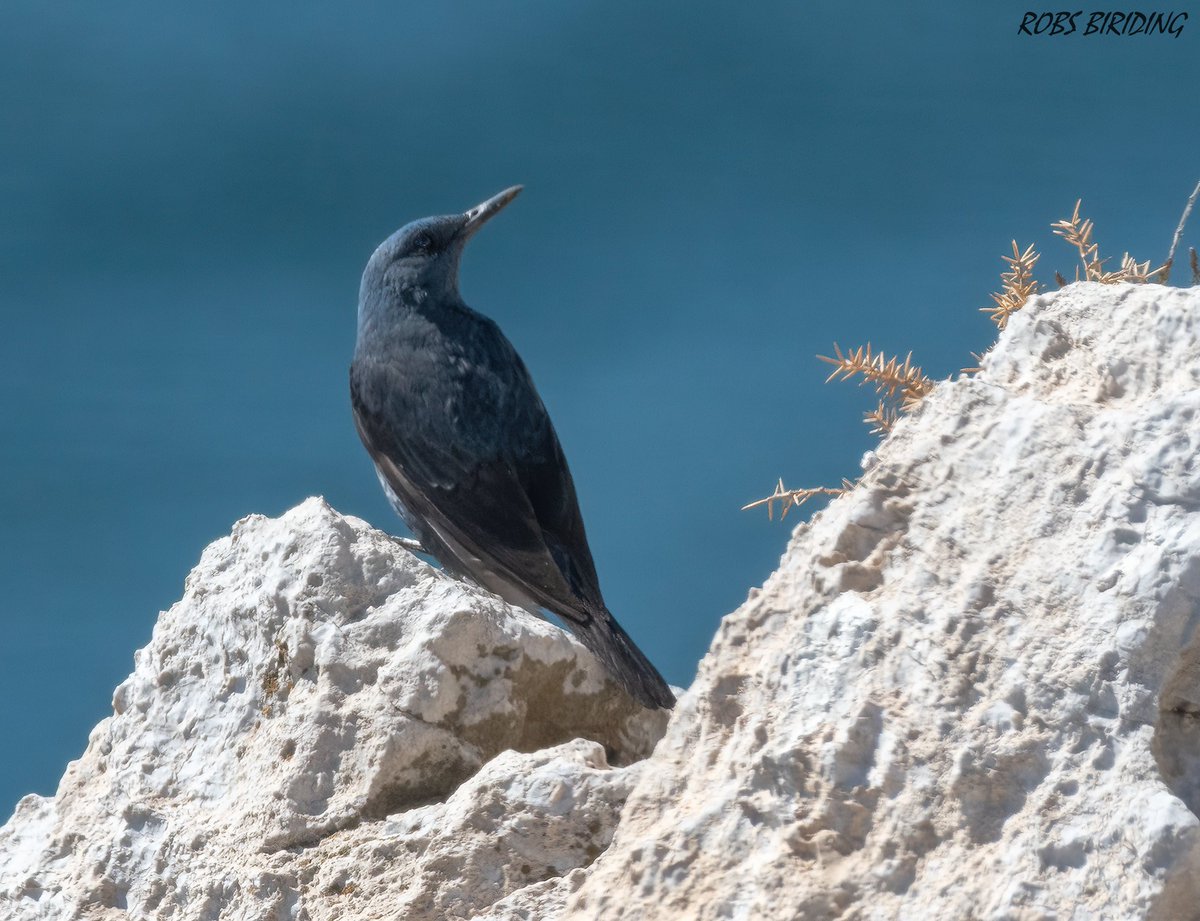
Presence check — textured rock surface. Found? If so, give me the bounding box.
[518,282,1200,920]
[5,282,1200,920]
[0,500,666,919]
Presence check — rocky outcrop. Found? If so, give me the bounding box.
[4,282,1200,920]
[0,501,665,919]
[521,282,1200,920]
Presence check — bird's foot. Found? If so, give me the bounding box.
[390,536,428,555]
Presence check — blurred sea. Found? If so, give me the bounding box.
[2,0,1197,812]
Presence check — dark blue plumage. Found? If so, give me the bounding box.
[350,187,674,710]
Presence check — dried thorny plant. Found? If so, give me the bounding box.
[961,351,986,375]
[864,399,899,435]
[1051,199,1169,284]
[816,343,935,413]
[746,185,1200,522]
[1115,253,1162,284]
[742,346,930,513]
[741,478,856,520]
[981,241,1040,330]
[1052,200,1104,281]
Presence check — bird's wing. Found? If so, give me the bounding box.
[349,340,603,624]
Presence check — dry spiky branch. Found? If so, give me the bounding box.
[1117,253,1159,284]
[745,337,934,523]
[864,399,899,435]
[1052,200,1107,280]
[981,241,1040,329]
[742,477,856,520]
[747,192,1196,526]
[817,343,935,410]
[1052,199,1167,284]
[960,351,986,375]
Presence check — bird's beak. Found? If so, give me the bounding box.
[461,185,523,239]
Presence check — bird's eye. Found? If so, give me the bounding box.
[413,233,435,253]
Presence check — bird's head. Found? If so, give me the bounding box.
[359,186,522,326]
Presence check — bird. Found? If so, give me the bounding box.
[349,186,675,710]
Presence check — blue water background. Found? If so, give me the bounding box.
[2,1,1197,811]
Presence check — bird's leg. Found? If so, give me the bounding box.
[390,536,429,555]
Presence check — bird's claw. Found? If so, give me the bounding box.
[390,536,428,555]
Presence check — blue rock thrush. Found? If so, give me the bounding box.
[350,187,675,710]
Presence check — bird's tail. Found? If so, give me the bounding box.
[566,605,675,710]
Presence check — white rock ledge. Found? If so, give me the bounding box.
[0,499,666,920]
[5,282,1200,920]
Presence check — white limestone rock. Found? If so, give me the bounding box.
[0,499,666,920]
[521,282,1200,920]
